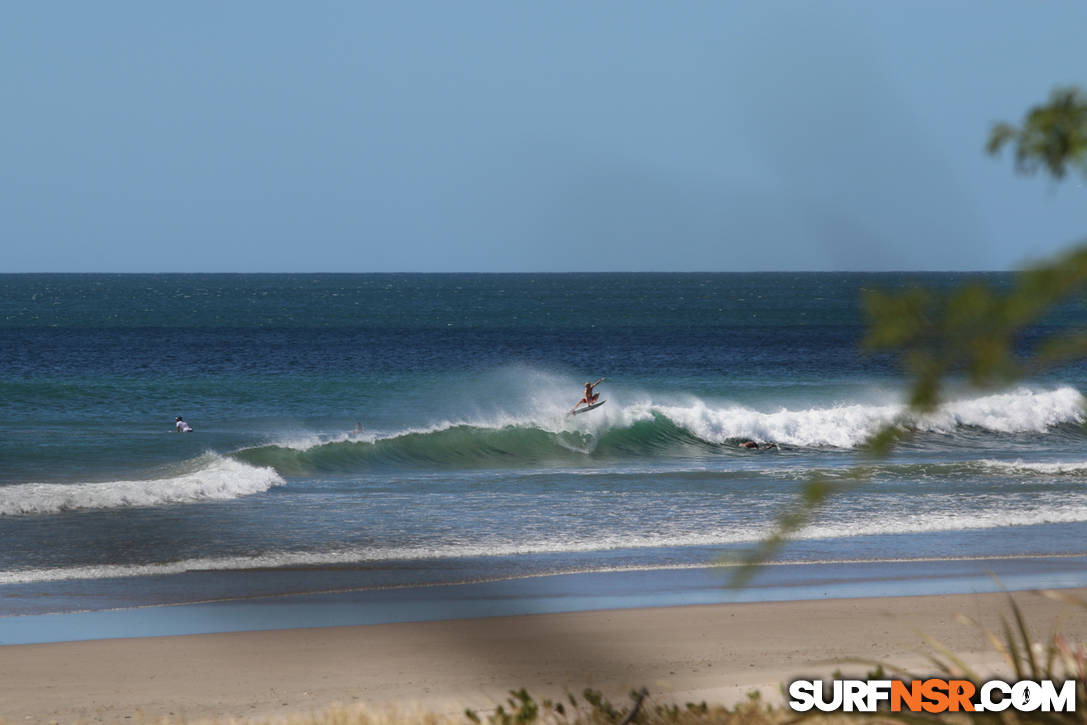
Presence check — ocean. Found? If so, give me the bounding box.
[2,273,1086,643]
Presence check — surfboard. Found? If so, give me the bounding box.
[570,400,606,416]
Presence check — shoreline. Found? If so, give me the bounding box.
[2,588,1085,724]
[4,553,1087,646]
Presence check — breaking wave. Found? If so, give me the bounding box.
[0,456,285,516]
[235,386,1085,473]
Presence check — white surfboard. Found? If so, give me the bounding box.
[570,400,606,416]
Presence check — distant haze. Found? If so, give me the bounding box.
[2,1,1084,272]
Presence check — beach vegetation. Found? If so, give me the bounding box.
[838,590,1087,724]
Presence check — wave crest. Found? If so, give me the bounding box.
[234,387,1084,472]
[653,386,1084,448]
[0,456,285,516]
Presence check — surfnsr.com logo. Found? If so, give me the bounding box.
[788,679,1078,713]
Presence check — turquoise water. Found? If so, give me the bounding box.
[2,274,1086,641]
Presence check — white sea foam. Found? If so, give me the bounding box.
[929,386,1085,433]
[799,504,1087,540]
[648,398,891,448]
[270,430,378,451]
[0,456,285,516]
[978,459,1087,475]
[4,500,1085,585]
[646,386,1084,448]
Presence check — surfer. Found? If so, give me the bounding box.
[740,440,777,450]
[175,416,193,433]
[571,377,605,414]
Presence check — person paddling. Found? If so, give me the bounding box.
[571,377,605,414]
[175,416,193,433]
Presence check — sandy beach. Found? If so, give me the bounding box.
[2,588,1084,724]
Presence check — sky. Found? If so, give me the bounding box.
[2,1,1085,273]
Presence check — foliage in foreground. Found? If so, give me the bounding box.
[988,87,1087,180]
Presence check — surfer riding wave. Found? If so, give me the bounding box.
[570,377,605,415]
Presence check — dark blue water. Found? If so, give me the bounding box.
[2,273,1086,635]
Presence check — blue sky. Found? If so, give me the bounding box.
[2,2,1084,272]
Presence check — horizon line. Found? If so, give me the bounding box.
[0,269,1019,275]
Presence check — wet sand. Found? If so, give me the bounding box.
[1,588,1084,724]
